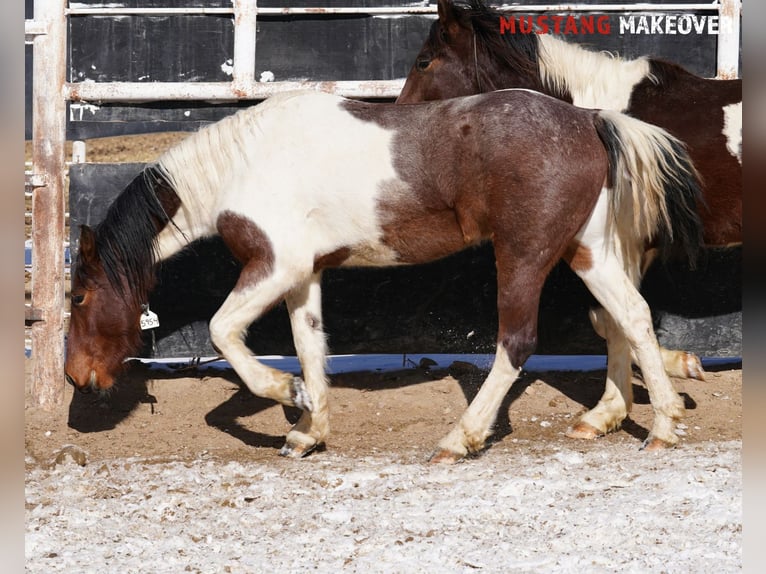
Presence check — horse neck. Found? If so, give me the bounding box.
[153,109,261,261]
[538,35,651,111]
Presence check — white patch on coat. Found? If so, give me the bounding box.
[155,91,403,270]
[722,102,742,164]
[539,35,651,111]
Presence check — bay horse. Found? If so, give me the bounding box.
[397,0,741,441]
[65,89,702,463]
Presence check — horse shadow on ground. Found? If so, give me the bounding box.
[67,358,738,453]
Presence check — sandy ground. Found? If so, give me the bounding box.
[25,357,742,466]
[24,356,742,572]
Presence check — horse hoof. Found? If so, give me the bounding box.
[279,441,321,459]
[566,422,603,440]
[428,449,464,464]
[290,376,313,412]
[683,353,706,381]
[640,436,676,451]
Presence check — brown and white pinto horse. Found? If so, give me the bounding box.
[65,90,702,462]
[397,0,741,441]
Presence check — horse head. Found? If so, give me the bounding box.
[397,0,543,103]
[65,224,146,393]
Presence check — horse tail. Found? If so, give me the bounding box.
[593,109,704,270]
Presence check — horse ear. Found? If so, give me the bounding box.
[77,224,98,263]
[437,0,467,39]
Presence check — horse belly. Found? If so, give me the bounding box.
[376,208,476,265]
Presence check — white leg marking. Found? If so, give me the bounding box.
[281,274,331,457]
[573,189,684,447]
[658,347,705,381]
[575,254,684,447]
[722,102,742,164]
[570,308,633,438]
[209,273,306,408]
[434,343,521,461]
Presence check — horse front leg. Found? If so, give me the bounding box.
[280,273,330,458]
[209,266,314,417]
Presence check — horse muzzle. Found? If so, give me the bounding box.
[65,370,97,393]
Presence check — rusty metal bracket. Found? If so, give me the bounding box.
[26,173,49,189]
[25,304,46,325]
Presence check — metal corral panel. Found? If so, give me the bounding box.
[24,0,741,138]
[68,163,741,358]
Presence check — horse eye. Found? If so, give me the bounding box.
[71,294,85,306]
[416,57,431,72]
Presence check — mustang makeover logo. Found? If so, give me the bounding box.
[499,13,728,35]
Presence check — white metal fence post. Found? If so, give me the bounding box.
[233,0,257,91]
[717,0,742,79]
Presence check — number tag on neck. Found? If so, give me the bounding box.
[140,307,160,330]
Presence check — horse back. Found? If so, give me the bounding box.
[345,91,608,264]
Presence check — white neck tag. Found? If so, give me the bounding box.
[140,307,160,330]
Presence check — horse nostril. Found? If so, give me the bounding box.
[65,372,93,394]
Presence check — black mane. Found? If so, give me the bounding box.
[87,166,174,304]
[462,1,542,86]
[647,58,689,87]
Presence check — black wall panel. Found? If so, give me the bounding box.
[69,163,741,359]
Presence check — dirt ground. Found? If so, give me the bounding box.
[24,133,742,467]
[24,355,742,467]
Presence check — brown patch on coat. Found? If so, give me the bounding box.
[216,211,274,288]
[562,240,593,272]
[314,247,352,272]
[398,2,741,248]
[343,89,608,370]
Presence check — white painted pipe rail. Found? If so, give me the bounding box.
[66,79,407,102]
[63,3,732,15]
[61,0,742,103]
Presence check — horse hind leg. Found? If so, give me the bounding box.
[574,250,685,450]
[639,248,705,381]
[567,307,634,440]
[431,259,542,463]
[431,342,523,463]
[570,308,702,442]
[280,273,331,458]
[658,347,705,381]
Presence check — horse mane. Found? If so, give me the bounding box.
[87,166,171,304]
[455,2,652,105]
[537,35,652,107]
[86,91,321,307]
[156,92,307,225]
[460,1,541,88]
